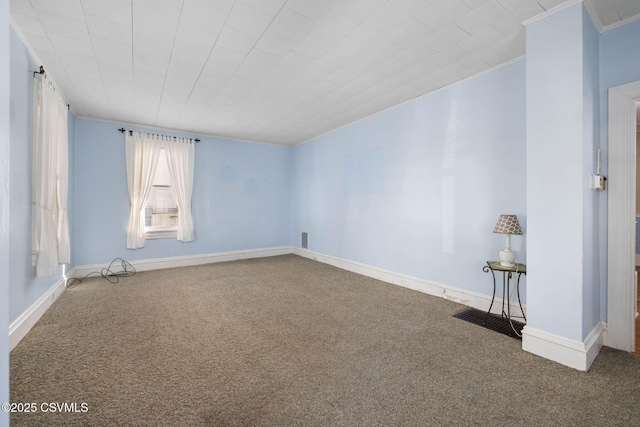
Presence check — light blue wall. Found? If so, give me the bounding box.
[0,0,10,423]
[526,4,598,341]
[292,61,526,296]
[73,118,291,266]
[599,18,640,318]
[8,27,73,324]
[581,6,601,339]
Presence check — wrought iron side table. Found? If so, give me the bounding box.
[482,261,526,336]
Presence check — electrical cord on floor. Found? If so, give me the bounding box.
[66,257,136,288]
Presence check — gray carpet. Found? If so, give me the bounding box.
[9,255,640,426]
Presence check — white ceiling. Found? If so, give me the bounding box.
[10,0,640,146]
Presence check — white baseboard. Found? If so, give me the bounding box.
[522,321,606,371]
[9,271,71,351]
[292,248,525,317]
[73,246,293,278]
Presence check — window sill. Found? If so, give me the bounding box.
[145,227,178,240]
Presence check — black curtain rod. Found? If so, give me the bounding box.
[118,128,200,143]
[32,65,44,77]
[33,65,70,110]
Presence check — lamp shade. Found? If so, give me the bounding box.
[493,215,523,235]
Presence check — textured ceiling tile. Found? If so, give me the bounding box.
[332,0,388,25]
[496,0,543,17]
[255,30,297,57]
[170,42,210,68]
[82,0,132,26]
[216,26,260,55]
[312,54,346,75]
[133,19,176,47]
[489,29,524,57]
[245,49,282,67]
[10,0,37,16]
[460,0,492,9]
[269,7,317,39]
[361,40,402,63]
[238,0,287,16]
[457,25,505,51]
[373,58,411,78]
[95,53,132,75]
[92,36,132,62]
[385,19,434,49]
[284,0,337,20]
[180,0,227,34]
[30,0,85,22]
[309,12,357,44]
[430,60,470,80]
[133,0,181,27]
[278,50,315,71]
[429,44,467,66]
[235,63,269,81]
[619,1,640,21]
[174,23,219,51]
[10,12,48,37]
[134,55,169,76]
[415,0,472,32]
[208,45,247,69]
[537,0,570,12]
[57,52,100,76]
[375,0,430,28]
[86,15,131,45]
[133,41,173,63]
[422,23,470,50]
[38,10,91,41]
[201,60,238,80]
[455,1,513,36]
[349,16,397,45]
[22,34,57,55]
[326,36,368,61]
[395,42,437,66]
[226,2,274,38]
[292,33,333,58]
[168,57,206,78]
[164,71,198,89]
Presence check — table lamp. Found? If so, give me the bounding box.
[493,214,523,267]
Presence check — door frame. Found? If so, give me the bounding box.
[606,80,640,352]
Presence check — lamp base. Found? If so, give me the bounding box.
[499,249,516,267]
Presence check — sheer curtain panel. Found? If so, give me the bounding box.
[32,75,70,277]
[125,132,161,249]
[165,138,195,242]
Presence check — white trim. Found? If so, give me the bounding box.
[72,246,293,278]
[9,273,69,351]
[582,0,604,33]
[601,12,640,34]
[522,0,583,27]
[606,81,640,352]
[77,116,289,148]
[292,248,526,317]
[521,321,605,371]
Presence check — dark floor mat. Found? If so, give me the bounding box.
[453,307,524,339]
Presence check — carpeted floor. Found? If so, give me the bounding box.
[9,255,640,426]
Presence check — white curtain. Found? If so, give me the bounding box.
[125,132,161,249]
[32,75,69,277]
[164,137,195,242]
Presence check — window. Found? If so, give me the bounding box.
[144,148,178,239]
[125,131,194,249]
